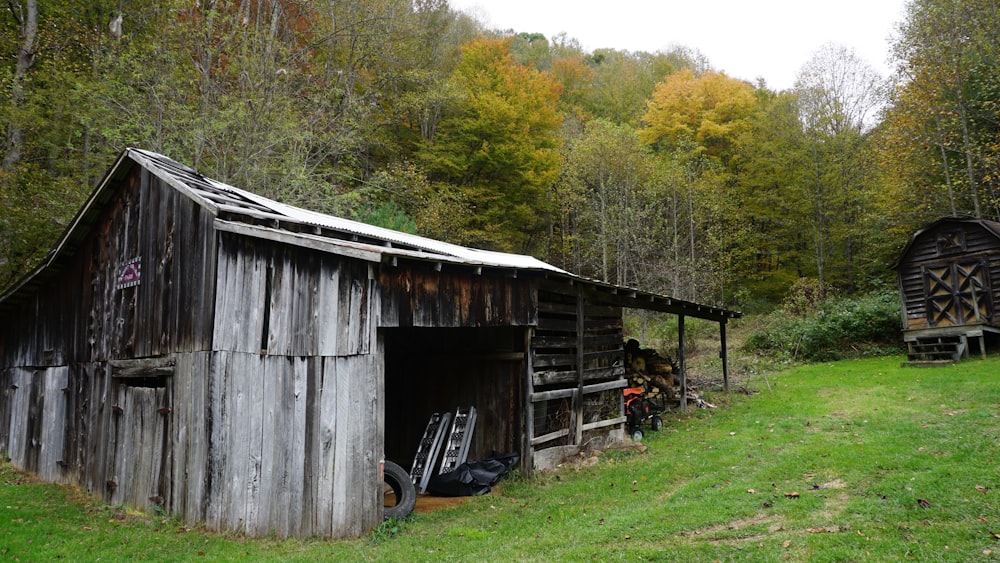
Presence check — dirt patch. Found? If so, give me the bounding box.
[680,514,787,545]
[413,494,472,514]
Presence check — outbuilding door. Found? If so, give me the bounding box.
[923,258,993,326]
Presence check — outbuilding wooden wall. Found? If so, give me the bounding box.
[0,164,217,498]
[194,233,383,537]
[895,219,1000,331]
[0,161,385,539]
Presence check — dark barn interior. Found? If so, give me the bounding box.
[383,326,525,471]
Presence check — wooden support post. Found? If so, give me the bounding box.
[678,314,687,412]
[721,319,730,393]
[573,286,585,445]
[523,327,535,473]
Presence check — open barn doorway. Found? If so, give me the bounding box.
[382,327,527,474]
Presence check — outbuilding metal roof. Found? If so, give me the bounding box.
[1,149,740,321]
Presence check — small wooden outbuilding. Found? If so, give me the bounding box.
[892,216,1000,363]
[0,149,739,538]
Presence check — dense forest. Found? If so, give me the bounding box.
[2,0,999,311]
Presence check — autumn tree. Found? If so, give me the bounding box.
[880,0,1000,222]
[418,37,562,252]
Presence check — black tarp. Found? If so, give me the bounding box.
[426,452,520,497]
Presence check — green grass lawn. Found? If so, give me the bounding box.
[2,355,999,561]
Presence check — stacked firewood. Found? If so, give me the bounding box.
[625,339,679,401]
[624,339,716,408]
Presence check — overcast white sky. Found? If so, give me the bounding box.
[447,0,909,91]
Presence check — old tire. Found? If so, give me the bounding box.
[383,460,416,520]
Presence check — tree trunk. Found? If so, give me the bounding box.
[3,0,39,172]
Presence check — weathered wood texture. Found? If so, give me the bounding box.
[0,159,385,539]
[0,166,217,370]
[201,351,383,538]
[529,280,625,455]
[894,218,1000,331]
[213,233,374,356]
[380,266,537,328]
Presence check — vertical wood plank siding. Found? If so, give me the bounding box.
[0,160,384,538]
[205,234,383,537]
[380,267,537,328]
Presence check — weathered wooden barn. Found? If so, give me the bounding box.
[0,149,739,538]
[893,216,1000,364]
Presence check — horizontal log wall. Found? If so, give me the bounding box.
[897,222,1000,330]
[529,280,625,453]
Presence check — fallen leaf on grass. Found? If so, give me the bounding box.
[784,492,800,498]
[992,531,1000,540]
[975,485,987,494]
[917,498,932,509]
[782,540,791,548]
[747,488,756,494]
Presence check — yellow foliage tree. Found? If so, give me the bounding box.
[639,69,756,166]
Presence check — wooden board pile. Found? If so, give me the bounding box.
[624,339,716,409]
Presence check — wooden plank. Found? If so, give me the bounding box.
[245,354,266,535]
[315,357,337,536]
[188,352,211,523]
[226,353,251,533]
[530,428,569,446]
[110,356,175,378]
[301,356,321,537]
[317,261,341,356]
[523,328,535,474]
[360,351,383,535]
[205,351,228,530]
[214,219,384,264]
[288,356,308,537]
[6,368,32,468]
[533,365,625,387]
[531,388,576,402]
[330,357,350,535]
[581,416,627,432]
[582,379,628,394]
[345,355,364,538]
[38,367,68,482]
[373,349,386,532]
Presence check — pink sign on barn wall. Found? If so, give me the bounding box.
[116,257,141,290]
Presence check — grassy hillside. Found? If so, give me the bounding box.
[2,355,998,561]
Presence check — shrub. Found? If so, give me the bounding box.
[744,290,903,362]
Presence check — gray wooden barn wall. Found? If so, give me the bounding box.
[0,165,385,539]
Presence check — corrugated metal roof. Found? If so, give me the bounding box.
[0,148,740,320]
[132,149,568,274]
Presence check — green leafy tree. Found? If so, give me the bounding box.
[881,0,1000,220]
[418,37,562,252]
